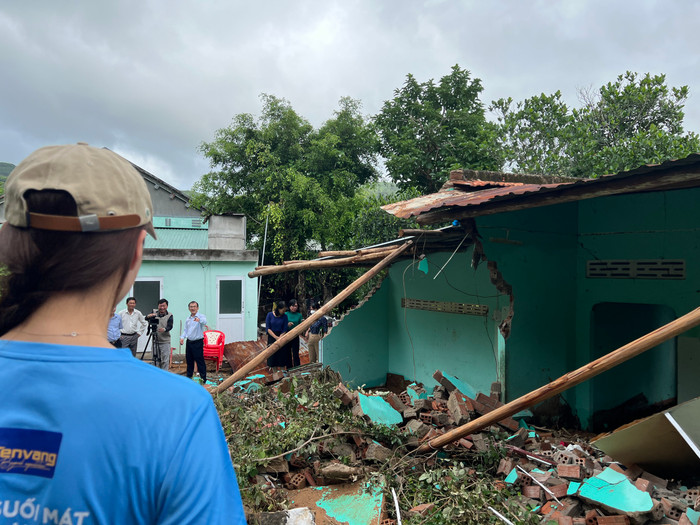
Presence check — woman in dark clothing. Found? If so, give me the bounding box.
[283,299,303,368]
[265,301,288,369]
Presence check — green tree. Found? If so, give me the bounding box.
[194,95,380,310]
[374,65,502,194]
[492,72,700,178]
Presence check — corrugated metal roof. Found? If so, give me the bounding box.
[383,154,700,221]
[145,228,208,250]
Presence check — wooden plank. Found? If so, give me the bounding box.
[213,242,413,395]
[416,305,700,452]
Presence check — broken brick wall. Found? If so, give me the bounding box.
[478,201,580,414]
[324,249,508,396]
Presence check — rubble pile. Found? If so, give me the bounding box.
[219,368,699,524]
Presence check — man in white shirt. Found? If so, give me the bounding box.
[119,296,147,357]
[180,301,207,383]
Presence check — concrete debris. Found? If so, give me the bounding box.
[246,369,700,524]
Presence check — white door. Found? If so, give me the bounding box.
[131,278,163,356]
[217,277,244,344]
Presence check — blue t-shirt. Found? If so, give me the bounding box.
[0,340,245,524]
[265,312,288,334]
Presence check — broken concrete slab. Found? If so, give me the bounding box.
[577,467,659,524]
[433,370,478,398]
[355,393,403,426]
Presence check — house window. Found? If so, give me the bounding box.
[165,218,171,227]
[219,279,242,314]
[192,218,202,228]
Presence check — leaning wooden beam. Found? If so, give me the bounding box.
[356,246,403,255]
[416,304,700,453]
[318,250,358,257]
[248,248,404,277]
[213,241,413,396]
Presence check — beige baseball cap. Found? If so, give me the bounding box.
[5,142,156,238]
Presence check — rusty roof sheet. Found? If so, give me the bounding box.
[383,154,700,220]
[451,180,524,189]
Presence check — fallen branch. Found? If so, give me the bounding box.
[254,430,361,463]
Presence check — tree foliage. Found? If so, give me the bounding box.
[491,72,700,178]
[194,95,400,310]
[374,65,502,194]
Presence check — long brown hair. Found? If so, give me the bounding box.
[0,190,144,335]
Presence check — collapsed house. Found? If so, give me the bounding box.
[242,154,700,437]
[322,155,700,434]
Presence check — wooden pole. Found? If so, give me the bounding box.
[416,305,700,453]
[213,242,413,396]
[248,249,403,277]
[318,250,359,257]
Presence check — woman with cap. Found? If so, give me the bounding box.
[0,144,245,524]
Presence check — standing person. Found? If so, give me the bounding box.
[180,301,207,383]
[265,300,288,369]
[283,298,303,368]
[107,306,122,348]
[145,298,173,371]
[119,296,147,356]
[0,143,245,523]
[305,301,328,364]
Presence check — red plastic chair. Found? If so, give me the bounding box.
[203,330,225,372]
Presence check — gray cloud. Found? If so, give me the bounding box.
[1,1,698,190]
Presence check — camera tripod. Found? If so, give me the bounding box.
[140,322,162,368]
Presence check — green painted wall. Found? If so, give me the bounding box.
[573,188,700,424]
[323,284,389,387]
[479,202,579,405]
[133,260,258,349]
[384,254,507,395]
[324,251,508,394]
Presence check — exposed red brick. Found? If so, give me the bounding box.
[522,485,542,500]
[596,516,630,524]
[558,464,582,480]
[546,483,569,501]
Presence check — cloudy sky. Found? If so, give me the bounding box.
[1,1,698,189]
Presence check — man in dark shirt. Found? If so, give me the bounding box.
[145,298,173,370]
[304,302,327,364]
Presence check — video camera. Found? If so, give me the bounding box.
[146,310,160,333]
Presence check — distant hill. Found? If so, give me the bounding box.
[0,162,15,179]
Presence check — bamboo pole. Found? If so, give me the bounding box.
[318,250,359,257]
[213,242,413,395]
[416,305,700,453]
[356,246,403,255]
[248,249,403,277]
